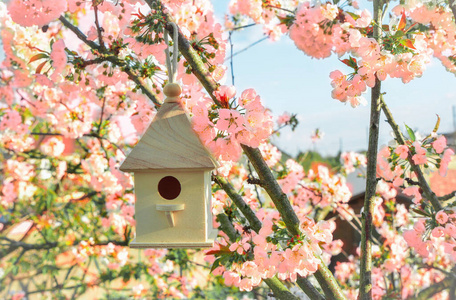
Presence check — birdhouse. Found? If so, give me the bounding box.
[120,83,218,248]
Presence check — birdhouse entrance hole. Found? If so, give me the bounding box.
[158,176,181,200]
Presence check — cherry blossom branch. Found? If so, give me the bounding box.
[58,16,100,50]
[228,31,235,85]
[267,5,295,14]
[224,37,269,62]
[102,57,162,107]
[217,213,239,241]
[438,190,456,201]
[359,0,384,297]
[379,96,443,211]
[241,146,345,300]
[24,283,86,296]
[150,2,344,298]
[29,131,126,155]
[215,176,325,300]
[92,1,106,51]
[231,23,257,31]
[58,16,160,106]
[0,236,57,250]
[216,213,302,300]
[215,176,263,232]
[246,177,265,186]
[407,275,453,300]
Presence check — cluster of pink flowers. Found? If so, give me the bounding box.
[340,151,367,174]
[377,134,455,204]
[403,209,456,262]
[334,196,451,299]
[7,0,67,27]
[395,3,456,75]
[329,71,368,108]
[284,2,449,107]
[297,164,352,208]
[208,215,336,291]
[258,142,282,167]
[227,0,287,41]
[289,3,346,59]
[191,86,274,163]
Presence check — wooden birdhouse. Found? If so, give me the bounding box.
[120,83,218,248]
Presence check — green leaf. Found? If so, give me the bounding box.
[36,61,48,74]
[432,114,440,134]
[412,208,430,217]
[346,11,360,20]
[210,257,222,273]
[404,124,416,141]
[29,53,49,63]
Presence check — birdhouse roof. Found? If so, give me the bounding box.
[120,101,218,172]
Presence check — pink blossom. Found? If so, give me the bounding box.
[238,89,257,107]
[431,226,445,238]
[445,223,456,238]
[330,70,346,86]
[0,110,22,131]
[8,0,67,27]
[277,113,291,125]
[439,148,454,176]
[358,38,380,60]
[321,4,339,21]
[40,137,65,157]
[216,109,244,134]
[432,136,447,154]
[412,142,427,165]
[403,186,422,203]
[356,9,372,28]
[223,271,241,286]
[395,145,409,159]
[435,211,449,225]
[229,237,251,255]
[50,40,67,80]
[213,85,236,108]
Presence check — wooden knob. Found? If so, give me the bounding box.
[163,83,182,97]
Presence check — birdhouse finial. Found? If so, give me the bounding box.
[163,82,182,103]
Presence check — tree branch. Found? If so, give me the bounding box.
[162,21,222,106]
[216,213,301,300]
[215,176,325,300]
[407,275,453,300]
[92,1,106,51]
[359,0,385,297]
[438,190,456,201]
[0,237,57,250]
[58,16,161,107]
[216,213,239,241]
[58,16,100,50]
[380,96,443,211]
[359,77,382,300]
[215,176,263,232]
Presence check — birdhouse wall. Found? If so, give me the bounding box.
[133,171,209,245]
[204,171,217,239]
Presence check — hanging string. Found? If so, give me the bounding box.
[164,22,179,83]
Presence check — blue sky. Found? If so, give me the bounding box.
[212,1,456,156]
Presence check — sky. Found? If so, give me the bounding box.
[212,1,456,157]
[1,1,456,157]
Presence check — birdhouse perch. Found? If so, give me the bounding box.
[119,82,219,248]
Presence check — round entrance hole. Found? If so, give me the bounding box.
[158,176,181,200]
